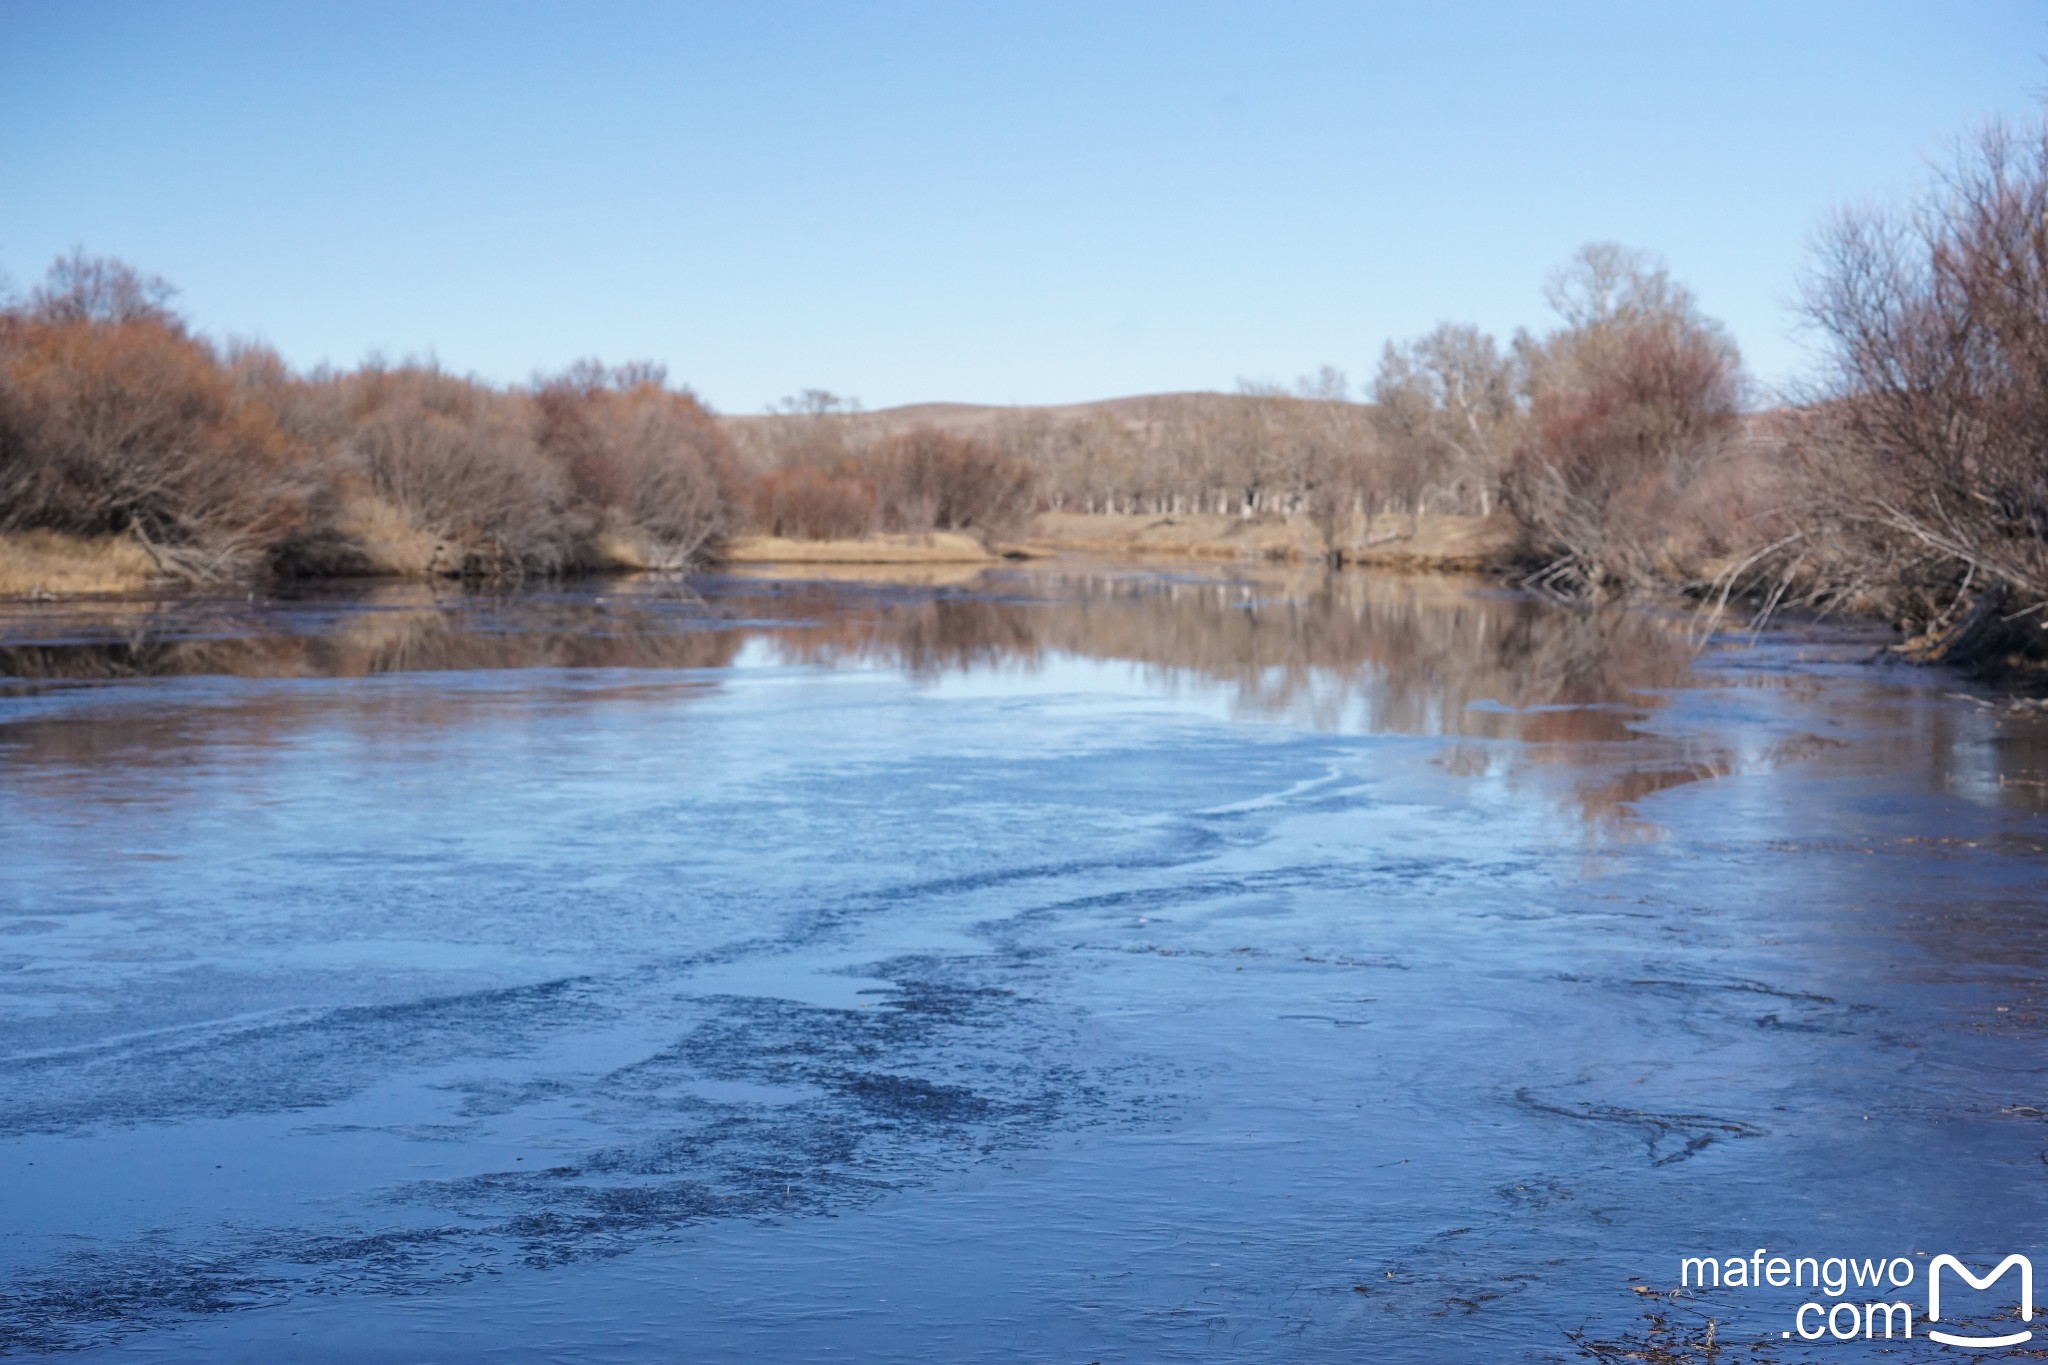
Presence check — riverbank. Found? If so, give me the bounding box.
[720,512,1518,573]
[0,513,1513,600]
[28,515,2048,683]
[0,530,159,597]
[1018,509,1517,571]
[722,530,999,564]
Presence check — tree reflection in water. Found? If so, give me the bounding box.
[0,563,2033,839]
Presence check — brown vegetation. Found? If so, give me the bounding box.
[733,394,1035,544]
[0,255,303,578]
[730,387,1386,537]
[0,245,1753,600]
[9,98,2047,684]
[722,531,997,565]
[1771,118,2048,669]
[729,249,1756,585]
[534,361,742,564]
[1022,508,1516,572]
[1503,245,1747,596]
[0,529,156,597]
[749,465,878,541]
[0,254,744,587]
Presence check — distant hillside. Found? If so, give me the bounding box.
[721,391,1375,441]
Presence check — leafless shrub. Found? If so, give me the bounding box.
[1503,245,1744,597]
[749,465,878,539]
[738,402,1043,536]
[534,361,741,563]
[340,365,568,574]
[864,426,1036,537]
[1787,118,2048,663]
[0,256,302,577]
[0,252,774,583]
[727,390,864,473]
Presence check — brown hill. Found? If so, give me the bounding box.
[721,391,1373,440]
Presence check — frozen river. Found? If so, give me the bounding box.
[2,565,2046,1361]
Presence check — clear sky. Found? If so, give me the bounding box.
[1,1,2039,411]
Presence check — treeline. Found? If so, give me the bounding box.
[1491,112,2048,672]
[735,241,1758,597]
[0,255,1033,582]
[6,113,2046,670]
[740,116,2048,673]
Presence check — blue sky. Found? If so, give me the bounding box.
[1,1,2039,411]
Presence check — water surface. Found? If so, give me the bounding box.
[2,565,2046,1361]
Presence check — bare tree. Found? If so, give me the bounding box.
[1372,324,1520,516]
[865,427,1036,537]
[1502,244,1744,596]
[1789,118,2048,660]
[30,249,180,327]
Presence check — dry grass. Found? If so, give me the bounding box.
[721,532,998,564]
[327,490,444,575]
[590,531,653,571]
[1345,511,1521,571]
[721,561,999,587]
[1027,510,1315,561]
[0,530,158,597]
[1026,510,1516,571]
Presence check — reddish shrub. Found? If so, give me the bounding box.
[1504,247,1743,595]
[0,307,302,572]
[330,365,565,570]
[865,427,1036,535]
[533,362,743,556]
[748,465,878,540]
